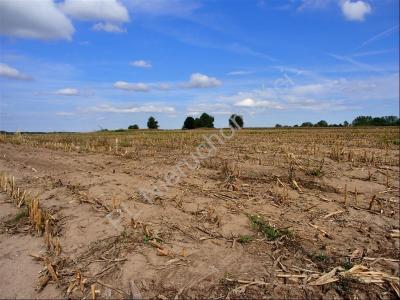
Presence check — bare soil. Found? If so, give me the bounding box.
[0,128,399,299]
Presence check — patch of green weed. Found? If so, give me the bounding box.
[237,235,253,244]
[248,215,291,240]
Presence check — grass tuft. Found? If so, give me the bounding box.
[237,235,253,244]
[313,252,328,262]
[248,214,291,240]
[9,207,29,224]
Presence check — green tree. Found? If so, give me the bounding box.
[315,120,328,127]
[275,124,282,128]
[383,116,399,125]
[195,113,214,128]
[229,114,244,128]
[371,117,386,126]
[128,124,139,129]
[301,122,313,127]
[147,116,159,129]
[352,116,373,126]
[182,116,195,129]
[343,121,349,127]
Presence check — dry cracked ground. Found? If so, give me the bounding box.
[0,128,399,299]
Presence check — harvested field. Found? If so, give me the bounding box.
[0,127,399,299]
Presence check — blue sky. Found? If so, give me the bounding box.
[0,0,398,131]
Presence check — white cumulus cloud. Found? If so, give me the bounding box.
[56,88,79,96]
[0,0,74,40]
[130,60,152,68]
[113,81,149,92]
[185,73,222,88]
[341,0,371,21]
[60,0,129,22]
[0,63,31,80]
[235,98,284,109]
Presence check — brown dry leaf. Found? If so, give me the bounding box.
[308,267,344,285]
[36,275,50,292]
[150,240,163,249]
[292,180,303,193]
[350,248,363,260]
[309,264,400,297]
[67,281,77,295]
[91,284,97,300]
[342,265,400,285]
[45,258,58,281]
[181,248,188,257]
[156,248,170,256]
[165,258,181,265]
[390,280,400,298]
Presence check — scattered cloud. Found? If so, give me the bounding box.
[184,73,222,88]
[92,22,126,33]
[0,63,31,80]
[113,81,149,92]
[235,98,284,109]
[56,88,79,96]
[186,103,232,116]
[84,103,175,113]
[299,0,372,22]
[298,0,334,11]
[228,73,399,112]
[130,60,152,68]
[154,83,171,90]
[60,0,129,22]
[113,73,221,91]
[329,53,384,73]
[340,0,371,21]
[227,70,254,76]
[56,112,75,116]
[292,83,326,95]
[350,49,397,58]
[0,0,74,40]
[357,25,399,50]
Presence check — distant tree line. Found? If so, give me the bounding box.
[275,115,399,128]
[351,115,399,126]
[122,114,398,131]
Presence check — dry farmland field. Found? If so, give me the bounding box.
[0,127,399,299]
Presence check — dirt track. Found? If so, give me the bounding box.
[0,128,399,299]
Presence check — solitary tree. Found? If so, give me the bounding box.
[182,116,196,129]
[229,114,244,129]
[128,124,139,129]
[343,121,349,127]
[147,116,159,129]
[275,124,282,128]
